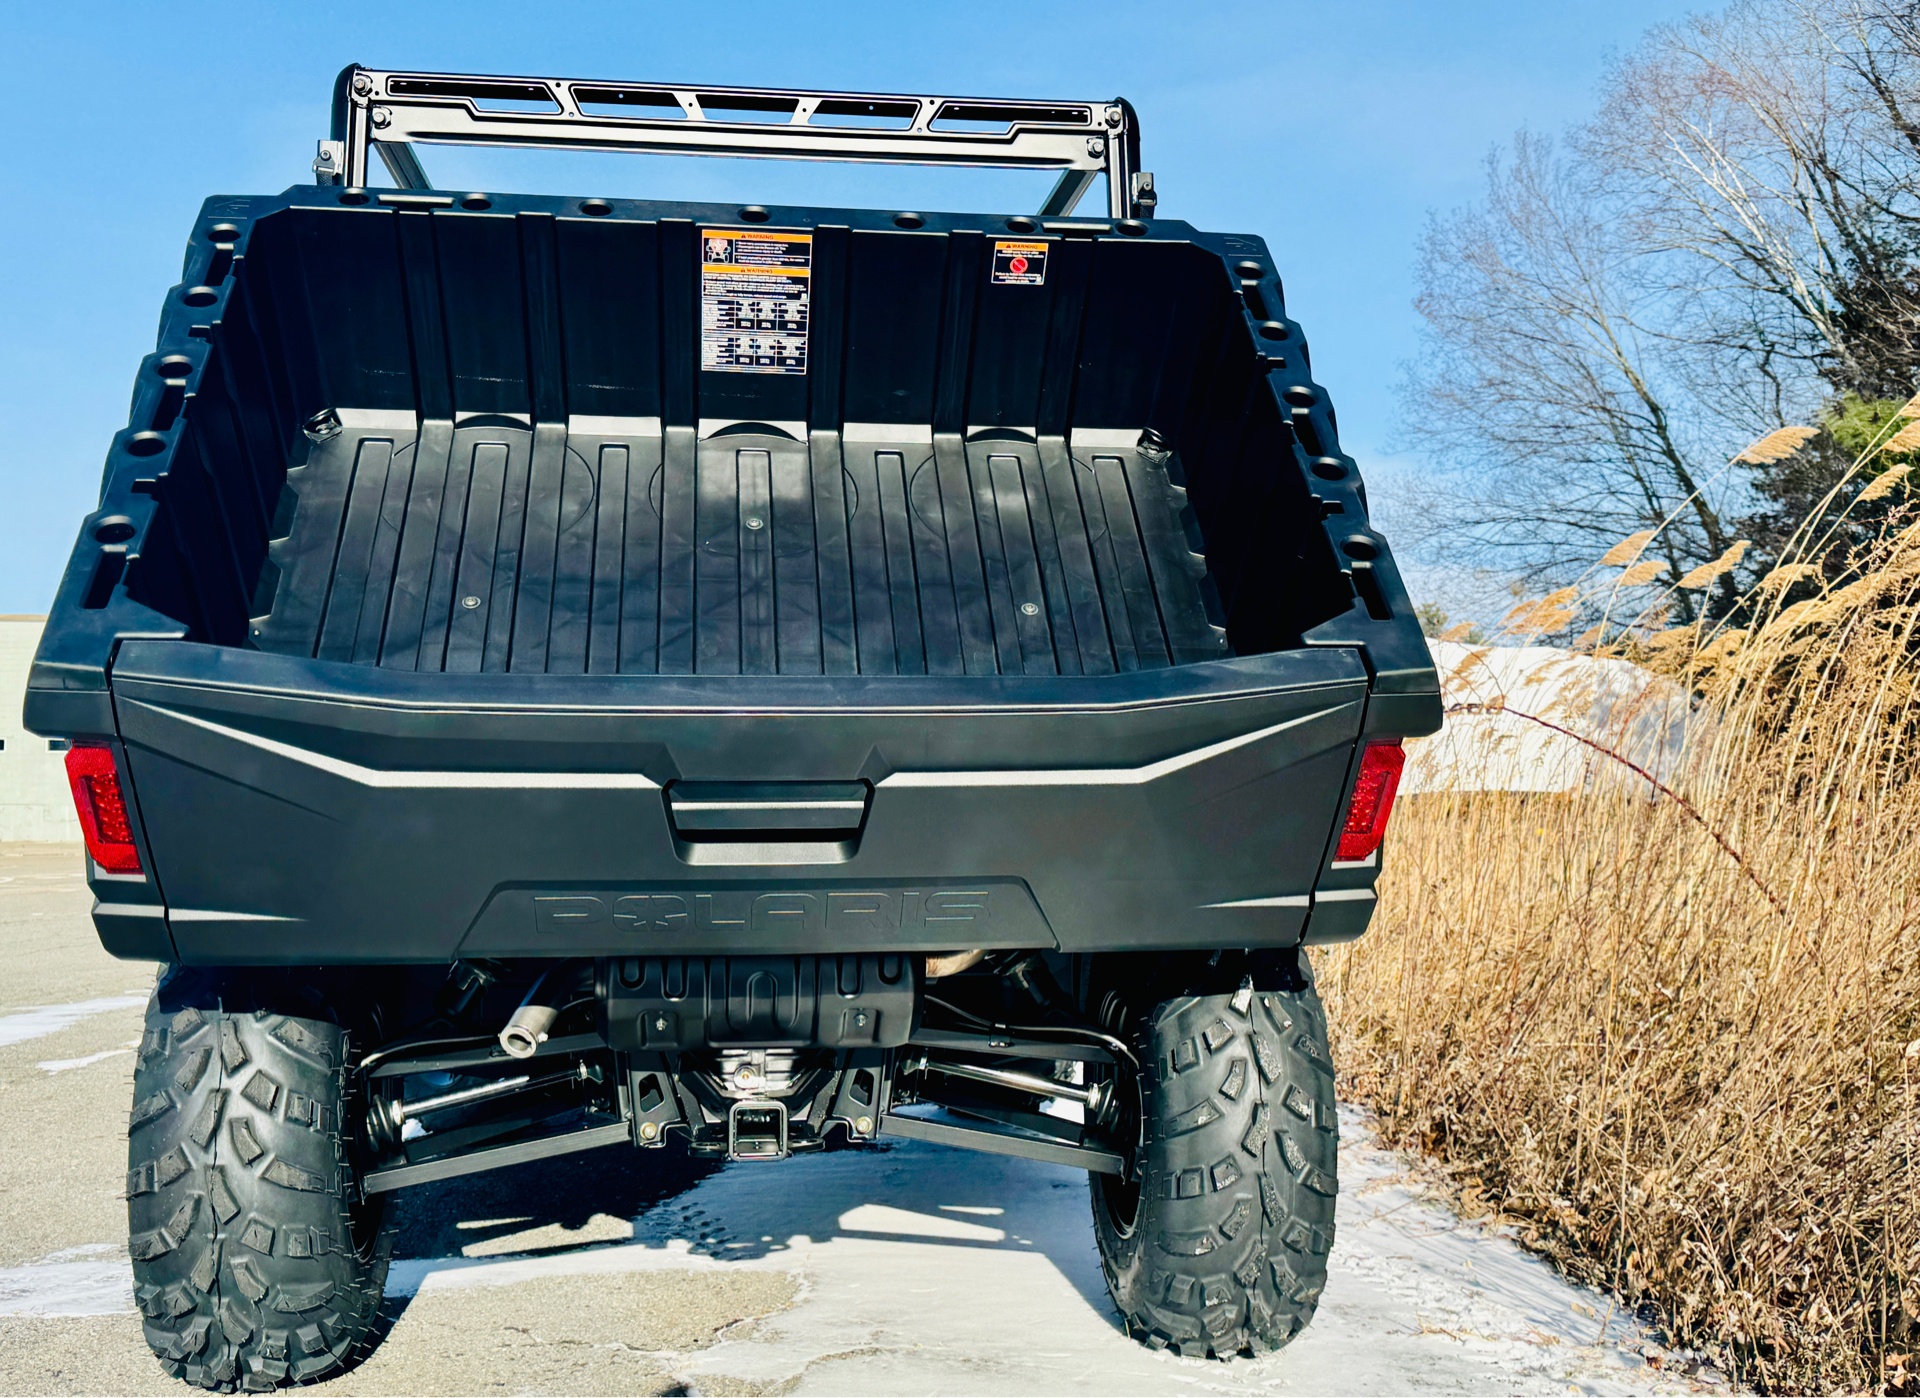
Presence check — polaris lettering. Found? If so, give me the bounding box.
[536,890,993,935]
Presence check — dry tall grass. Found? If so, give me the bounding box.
[1324,453,1920,1391]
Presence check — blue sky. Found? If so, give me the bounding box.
[1,0,1697,614]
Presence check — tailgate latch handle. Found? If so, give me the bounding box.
[666,781,871,842]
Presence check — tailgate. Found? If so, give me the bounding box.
[108,641,1369,963]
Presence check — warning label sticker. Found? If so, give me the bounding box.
[700,230,812,374]
[991,240,1049,286]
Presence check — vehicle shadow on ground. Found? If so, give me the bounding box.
[390,1137,724,1260]
[384,1134,1127,1342]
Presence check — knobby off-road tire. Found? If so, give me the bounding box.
[1092,966,1339,1357]
[127,969,393,1391]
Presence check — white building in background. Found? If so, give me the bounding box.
[1403,639,1699,795]
[2,617,81,841]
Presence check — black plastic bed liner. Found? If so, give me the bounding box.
[252,417,1228,677]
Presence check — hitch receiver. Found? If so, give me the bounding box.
[728,1100,789,1161]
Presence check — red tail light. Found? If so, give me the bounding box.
[1336,741,1405,862]
[65,744,142,874]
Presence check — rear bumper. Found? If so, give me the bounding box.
[95,640,1426,963]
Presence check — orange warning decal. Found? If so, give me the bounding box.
[991,239,1049,286]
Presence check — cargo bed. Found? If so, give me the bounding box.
[88,201,1378,678]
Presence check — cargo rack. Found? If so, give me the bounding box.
[316,67,1157,220]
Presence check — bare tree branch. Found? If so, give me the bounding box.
[1395,0,1920,617]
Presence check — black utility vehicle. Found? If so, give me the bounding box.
[29,68,1439,1389]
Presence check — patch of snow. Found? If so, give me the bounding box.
[0,1246,133,1317]
[837,1203,1007,1242]
[0,995,146,1049]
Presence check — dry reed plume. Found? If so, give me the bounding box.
[1324,436,1920,1391]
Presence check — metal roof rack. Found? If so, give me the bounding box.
[315,66,1156,219]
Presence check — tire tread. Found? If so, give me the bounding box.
[127,970,392,1392]
[1093,969,1338,1358]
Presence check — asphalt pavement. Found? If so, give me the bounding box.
[0,841,1726,1396]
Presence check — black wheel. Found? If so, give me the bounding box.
[126,968,393,1391]
[1089,954,1339,1357]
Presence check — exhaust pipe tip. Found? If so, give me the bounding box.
[496,960,587,1060]
[498,1020,545,1059]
